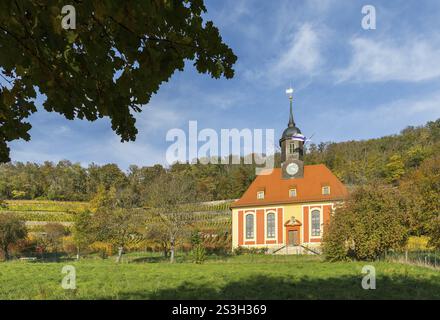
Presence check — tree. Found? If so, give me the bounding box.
[384,154,405,184]
[427,217,440,250]
[404,145,430,169]
[0,1,237,162]
[146,173,198,263]
[87,164,127,196]
[0,215,27,260]
[93,207,144,262]
[43,223,67,253]
[144,222,171,258]
[89,185,118,213]
[400,156,440,236]
[89,185,144,262]
[128,164,166,189]
[323,184,408,261]
[72,211,94,259]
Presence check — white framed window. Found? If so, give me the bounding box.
[257,191,265,199]
[289,142,295,154]
[311,209,321,237]
[245,214,254,239]
[322,186,330,195]
[266,213,276,239]
[289,188,297,198]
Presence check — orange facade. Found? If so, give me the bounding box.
[236,203,336,247]
[238,208,285,246]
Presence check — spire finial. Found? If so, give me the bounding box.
[285,87,295,127]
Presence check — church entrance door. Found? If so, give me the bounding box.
[288,230,299,246]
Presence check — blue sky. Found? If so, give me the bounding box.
[9,0,440,169]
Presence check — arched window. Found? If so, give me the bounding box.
[245,214,254,239]
[266,213,275,238]
[311,210,321,237]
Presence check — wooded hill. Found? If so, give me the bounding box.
[305,118,440,186]
[0,118,439,202]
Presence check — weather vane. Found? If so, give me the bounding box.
[285,87,294,100]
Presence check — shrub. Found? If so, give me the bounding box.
[233,246,268,255]
[190,244,206,264]
[407,236,432,251]
[89,241,113,259]
[0,214,27,260]
[201,232,231,256]
[62,236,79,257]
[323,184,409,261]
[9,238,36,258]
[43,223,68,253]
[190,230,202,246]
[11,190,26,200]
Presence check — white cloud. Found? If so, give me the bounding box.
[272,23,323,75]
[136,107,181,133]
[215,0,250,26]
[336,36,440,83]
[245,23,325,86]
[305,0,338,13]
[54,125,71,135]
[211,0,260,40]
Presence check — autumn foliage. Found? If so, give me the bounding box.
[323,184,408,261]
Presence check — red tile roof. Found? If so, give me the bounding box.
[230,164,348,208]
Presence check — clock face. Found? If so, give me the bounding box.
[286,162,299,176]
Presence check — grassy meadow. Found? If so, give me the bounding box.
[0,200,439,300]
[0,254,439,300]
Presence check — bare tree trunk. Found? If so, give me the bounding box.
[116,246,123,263]
[170,236,175,263]
[76,246,80,261]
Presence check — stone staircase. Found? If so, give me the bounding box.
[269,245,321,255]
[273,245,305,255]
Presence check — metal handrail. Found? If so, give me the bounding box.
[300,245,321,255]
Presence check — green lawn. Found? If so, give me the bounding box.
[0,254,439,299]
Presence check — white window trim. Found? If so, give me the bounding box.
[244,211,257,241]
[302,203,336,244]
[240,207,283,246]
[257,191,265,200]
[289,188,297,198]
[309,207,323,239]
[264,210,277,242]
[289,142,295,154]
[322,186,331,195]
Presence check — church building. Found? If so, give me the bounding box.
[230,89,348,254]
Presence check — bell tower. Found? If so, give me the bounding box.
[280,88,305,179]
